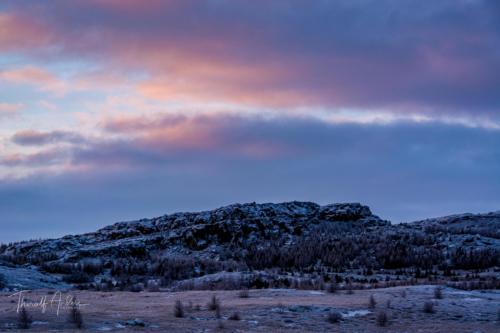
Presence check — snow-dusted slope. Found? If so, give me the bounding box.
[1,202,499,291]
[1,201,387,262]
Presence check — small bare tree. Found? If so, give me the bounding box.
[215,302,222,319]
[207,295,220,311]
[18,306,32,329]
[0,273,7,290]
[346,282,354,294]
[376,310,389,326]
[434,286,443,299]
[174,300,184,318]
[69,299,83,329]
[368,295,376,309]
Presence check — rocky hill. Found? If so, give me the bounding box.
[0,202,387,263]
[0,202,499,291]
[412,210,500,239]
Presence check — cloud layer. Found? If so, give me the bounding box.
[2,114,500,241]
[2,0,500,117]
[1,1,499,241]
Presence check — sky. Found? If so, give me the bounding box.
[1,0,500,242]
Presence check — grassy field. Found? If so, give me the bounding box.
[1,285,499,332]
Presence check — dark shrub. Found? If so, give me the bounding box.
[434,286,443,299]
[376,310,389,326]
[215,302,222,319]
[327,282,337,293]
[368,295,376,309]
[207,295,220,311]
[68,299,83,329]
[63,272,92,284]
[423,301,435,313]
[0,273,6,289]
[346,284,354,294]
[18,306,32,329]
[129,283,144,292]
[327,311,342,323]
[229,312,240,320]
[238,289,250,298]
[147,280,160,292]
[174,300,184,318]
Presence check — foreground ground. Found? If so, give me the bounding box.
[0,285,499,332]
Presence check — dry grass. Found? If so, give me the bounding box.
[0,285,498,332]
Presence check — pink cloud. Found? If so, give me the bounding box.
[0,12,52,51]
[99,112,300,159]
[101,114,214,151]
[0,66,53,83]
[0,66,66,95]
[1,1,499,116]
[3,113,297,175]
[0,102,22,116]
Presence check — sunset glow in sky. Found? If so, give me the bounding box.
[1,0,500,241]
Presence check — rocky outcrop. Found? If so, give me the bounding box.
[413,211,500,239]
[1,201,387,263]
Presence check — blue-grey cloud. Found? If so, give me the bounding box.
[12,130,85,146]
[0,149,69,167]
[1,115,499,242]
